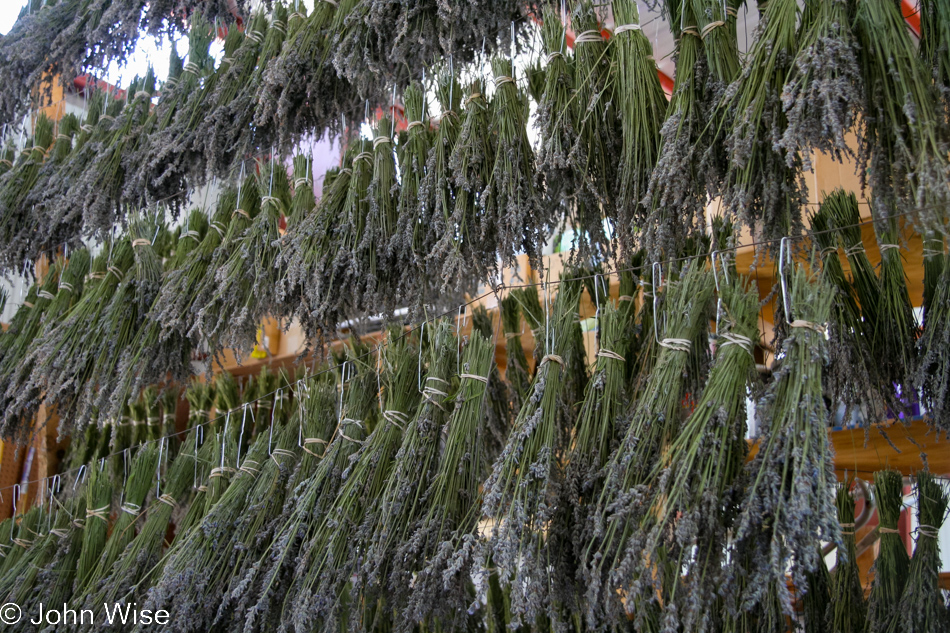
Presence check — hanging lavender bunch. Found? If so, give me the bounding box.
[731,265,839,618]
[400,331,495,629]
[200,157,292,357]
[483,56,545,272]
[855,0,950,231]
[780,0,862,169]
[866,470,910,633]
[480,277,583,629]
[718,0,805,248]
[582,260,713,629]
[438,79,496,293]
[361,321,456,622]
[642,0,711,261]
[830,481,867,633]
[278,148,355,340]
[612,0,667,254]
[919,0,950,118]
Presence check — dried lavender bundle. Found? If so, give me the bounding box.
[363,116,399,310]
[152,189,235,341]
[390,82,432,284]
[480,276,583,628]
[189,174,260,353]
[855,0,950,231]
[211,415,305,630]
[201,158,291,357]
[780,0,862,168]
[718,0,805,247]
[78,72,157,235]
[143,424,264,631]
[896,471,949,633]
[582,260,713,628]
[7,240,133,437]
[0,112,52,266]
[132,14,218,202]
[919,0,950,117]
[483,56,545,271]
[0,496,62,602]
[691,0,741,86]
[400,331,494,629]
[921,233,945,319]
[278,150,354,337]
[74,463,113,594]
[612,0,667,253]
[202,10,269,174]
[732,266,839,618]
[831,482,867,633]
[867,470,910,633]
[643,0,711,261]
[0,283,38,371]
[87,428,201,607]
[917,260,950,431]
[110,209,210,405]
[471,306,511,467]
[313,138,373,330]
[535,5,577,224]
[362,321,456,617]
[438,80,496,292]
[241,366,372,633]
[228,3,290,159]
[811,201,880,421]
[872,218,919,406]
[500,294,530,414]
[569,0,620,232]
[291,336,420,631]
[564,303,627,562]
[75,443,159,600]
[86,216,166,422]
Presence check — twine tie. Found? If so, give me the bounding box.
[596,349,625,361]
[660,338,692,353]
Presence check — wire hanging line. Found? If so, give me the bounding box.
[0,206,919,499]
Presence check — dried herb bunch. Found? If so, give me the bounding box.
[810,198,880,422]
[718,0,805,248]
[855,0,950,231]
[781,0,862,168]
[611,0,667,254]
[481,276,583,628]
[483,56,545,272]
[867,469,911,633]
[362,320,456,623]
[897,471,949,633]
[635,274,759,633]
[919,0,950,117]
[0,112,53,268]
[732,265,839,618]
[583,259,713,629]
[401,330,495,628]
[643,0,710,261]
[917,248,950,431]
[831,481,867,633]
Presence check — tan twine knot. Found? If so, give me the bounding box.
[232,208,251,219]
[294,178,313,189]
[719,332,754,354]
[878,243,900,252]
[183,61,200,75]
[197,485,209,493]
[790,320,827,336]
[210,221,226,236]
[13,537,33,549]
[246,31,264,44]
[540,354,565,367]
[384,409,411,430]
[134,90,151,100]
[50,528,70,538]
[406,120,425,131]
[185,230,201,240]
[80,124,94,134]
[464,93,484,107]
[574,30,604,44]
[493,76,516,89]
[158,494,178,509]
[86,505,110,522]
[819,246,838,258]
[121,503,142,517]
[355,152,373,165]
[56,133,71,142]
[71,519,85,529]
[107,265,124,279]
[38,290,55,300]
[271,21,286,34]
[614,23,641,35]
[545,52,564,64]
[596,349,625,361]
[844,244,866,257]
[916,524,940,539]
[701,20,726,39]
[460,373,490,384]
[59,282,74,293]
[373,136,392,150]
[303,437,329,457]
[681,27,701,38]
[239,460,261,475]
[618,295,634,302]
[660,338,692,353]
[132,238,151,247]
[878,526,901,535]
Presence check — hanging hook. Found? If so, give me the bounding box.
[417,321,426,394]
[652,262,662,345]
[779,237,792,323]
[236,403,251,468]
[74,465,86,490]
[270,388,281,455]
[338,360,350,424]
[711,252,723,334]
[11,484,19,521]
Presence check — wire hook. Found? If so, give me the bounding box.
[652,262,662,345]
[779,237,792,323]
